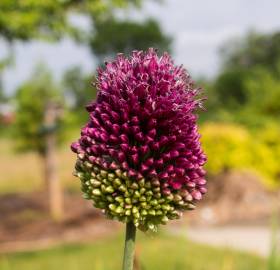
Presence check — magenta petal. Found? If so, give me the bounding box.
[191,190,202,200]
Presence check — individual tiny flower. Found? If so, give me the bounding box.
[71,49,207,232]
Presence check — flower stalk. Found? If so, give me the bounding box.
[122,222,136,270]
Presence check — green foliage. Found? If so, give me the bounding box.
[0,233,265,270]
[0,0,141,41]
[62,67,97,125]
[222,31,280,76]
[212,68,249,109]
[62,66,96,110]
[0,0,72,41]
[244,68,280,118]
[205,31,280,131]
[201,122,280,187]
[90,18,171,61]
[14,65,63,154]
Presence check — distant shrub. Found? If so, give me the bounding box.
[200,122,280,188]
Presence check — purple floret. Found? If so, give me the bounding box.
[72,49,207,205]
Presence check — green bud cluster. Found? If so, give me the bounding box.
[74,159,195,232]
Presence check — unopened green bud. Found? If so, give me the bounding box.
[85,161,92,168]
[148,209,156,216]
[132,206,138,214]
[146,191,153,196]
[119,185,126,192]
[91,179,101,187]
[97,201,106,208]
[82,193,91,200]
[105,186,114,193]
[131,183,138,190]
[115,169,122,178]
[158,198,165,204]
[162,204,170,211]
[122,171,129,179]
[139,178,145,187]
[100,170,107,177]
[166,194,174,201]
[133,191,140,198]
[156,210,163,215]
[145,182,152,189]
[108,173,115,180]
[120,201,125,207]
[93,166,99,173]
[148,222,156,231]
[92,189,101,196]
[106,195,114,202]
[114,178,122,186]
[186,203,196,210]
[141,209,148,216]
[77,172,83,178]
[140,202,147,208]
[139,196,146,202]
[101,184,106,193]
[161,216,169,223]
[140,187,146,194]
[125,198,131,204]
[134,211,140,218]
[109,204,116,211]
[102,179,110,185]
[174,194,182,202]
[125,209,131,216]
[146,196,152,202]
[115,206,124,214]
[115,196,123,203]
[132,198,138,204]
[153,187,160,193]
[154,193,161,199]
[150,199,158,206]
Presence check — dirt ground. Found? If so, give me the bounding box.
[0,171,278,253]
[0,192,119,252]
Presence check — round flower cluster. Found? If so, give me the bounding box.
[71,49,207,231]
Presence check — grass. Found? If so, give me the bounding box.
[0,232,266,270]
[0,138,78,194]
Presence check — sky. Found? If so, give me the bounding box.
[1,0,280,95]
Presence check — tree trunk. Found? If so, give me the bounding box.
[43,102,63,221]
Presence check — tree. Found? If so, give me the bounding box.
[0,0,141,41]
[90,18,171,61]
[221,31,280,76]
[62,66,95,110]
[14,65,64,220]
[208,31,280,124]
[62,17,171,123]
[2,0,144,221]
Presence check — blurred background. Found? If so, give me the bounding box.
[0,0,279,269]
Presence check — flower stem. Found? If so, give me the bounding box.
[122,222,136,270]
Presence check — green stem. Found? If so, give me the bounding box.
[122,222,136,270]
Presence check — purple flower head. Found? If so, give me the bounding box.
[71,49,207,231]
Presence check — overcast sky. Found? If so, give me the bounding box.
[1,0,280,95]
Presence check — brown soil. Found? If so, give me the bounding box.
[187,171,279,226]
[0,171,278,253]
[0,191,119,252]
